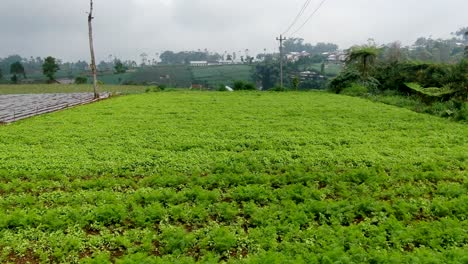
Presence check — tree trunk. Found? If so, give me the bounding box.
[88,0,99,99]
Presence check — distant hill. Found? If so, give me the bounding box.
[96,64,254,88]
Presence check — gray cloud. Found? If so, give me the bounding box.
[0,0,466,62]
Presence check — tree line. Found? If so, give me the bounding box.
[0,55,62,83]
[329,27,467,121]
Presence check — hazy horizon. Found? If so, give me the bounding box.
[0,0,466,62]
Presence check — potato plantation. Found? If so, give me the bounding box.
[0,91,466,263]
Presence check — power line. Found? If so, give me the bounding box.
[282,0,312,35]
[290,0,329,37]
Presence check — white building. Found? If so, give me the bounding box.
[287,51,311,62]
[189,61,209,67]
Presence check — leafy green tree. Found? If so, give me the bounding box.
[75,76,88,84]
[283,38,338,54]
[0,55,22,74]
[454,27,468,41]
[346,46,380,77]
[42,56,60,82]
[254,63,279,90]
[0,68,2,80]
[10,61,26,83]
[114,59,127,74]
[10,61,26,78]
[232,80,256,90]
[11,74,18,84]
[292,76,299,91]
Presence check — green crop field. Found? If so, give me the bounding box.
[129,66,193,88]
[0,92,467,263]
[0,84,148,95]
[192,65,254,88]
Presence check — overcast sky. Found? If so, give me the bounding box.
[0,0,466,62]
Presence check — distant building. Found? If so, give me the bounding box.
[298,71,325,81]
[218,60,234,65]
[190,61,209,67]
[287,51,311,62]
[326,51,346,62]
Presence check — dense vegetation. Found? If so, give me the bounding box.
[329,48,467,121]
[0,92,466,263]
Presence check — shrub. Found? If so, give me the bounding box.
[270,85,288,92]
[243,83,256,90]
[74,76,87,84]
[233,81,256,91]
[456,103,468,121]
[328,70,360,94]
[341,83,369,96]
[145,86,162,93]
[218,84,228,91]
[233,81,245,91]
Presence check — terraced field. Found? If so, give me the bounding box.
[0,92,466,263]
[192,65,254,87]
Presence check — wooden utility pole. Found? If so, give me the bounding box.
[276,35,287,88]
[88,0,99,99]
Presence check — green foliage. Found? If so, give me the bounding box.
[328,69,361,93]
[367,93,468,121]
[114,59,128,74]
[233,80,256,91]
[217,84,228,91]
[341,83,369,96]
[74,76,88,84]
[255,63,279,90]
[10,61,26,82]
[270,85,288,91]
[283,38,338,54]
[405,82,455,97]
[346,46,380,76]
[145,86,164,93]
[192,65,254,87]
[292,76,299,91]
[10,74,18,84]
[331,53,467,120]
[0,92,466,262]
[42,56,60,82]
